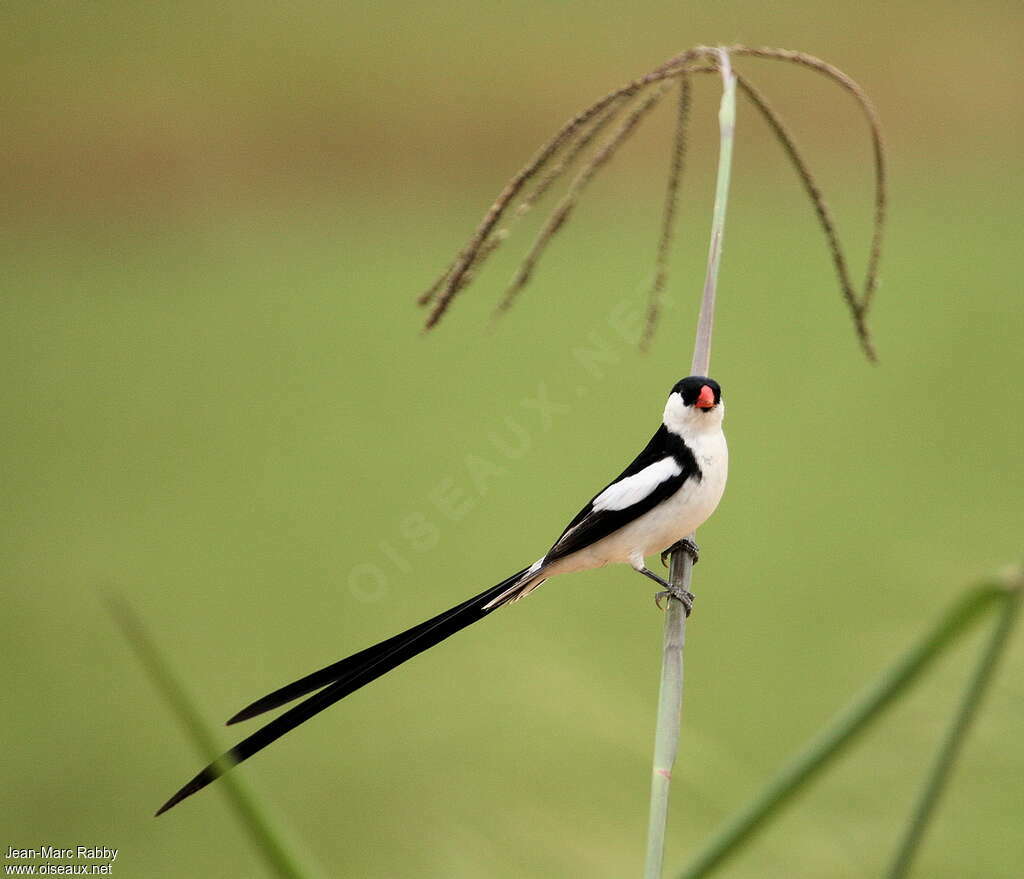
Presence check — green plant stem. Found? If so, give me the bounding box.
[643,47,736,879]
[887,573,1023,879]
[107,597,316,879]
[691,47,735,378]
[676,583,1008,879]
[644,551,693,879]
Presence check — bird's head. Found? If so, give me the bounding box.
[664,376,724,435]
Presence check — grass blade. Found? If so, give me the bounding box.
[107,596,317,879]
[887,569,1023,878]
[676,582,1007,879]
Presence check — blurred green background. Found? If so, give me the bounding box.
[3,2,1022,877]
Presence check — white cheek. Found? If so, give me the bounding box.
[662,394,691,434]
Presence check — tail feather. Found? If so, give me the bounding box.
[156,567,530,816]
[228,577,522,724]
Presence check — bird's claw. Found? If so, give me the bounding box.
[661,538,700,568]
[654,586,695,616]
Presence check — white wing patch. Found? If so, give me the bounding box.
[592,457,682,512]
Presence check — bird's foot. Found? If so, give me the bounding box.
[661,538,700,568]
[654,585,695,616]
[637,566,695,616]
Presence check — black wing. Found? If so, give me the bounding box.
[543,424,700,564]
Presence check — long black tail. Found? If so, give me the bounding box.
[155,567,531,816]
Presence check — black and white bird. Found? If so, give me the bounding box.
[157,375,728,814]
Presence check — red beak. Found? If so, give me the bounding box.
[695,385,716,410]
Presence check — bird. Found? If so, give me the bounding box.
[156,375,728,815]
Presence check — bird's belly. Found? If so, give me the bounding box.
[564,438,728,570]
[631,473,724,557]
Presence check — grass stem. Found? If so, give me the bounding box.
[643,47,736,879]
[644,551,693,879]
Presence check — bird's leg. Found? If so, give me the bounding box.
[637,567,694,616]
[661,538,699,568]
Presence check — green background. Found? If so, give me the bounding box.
[3,2,1022,877]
